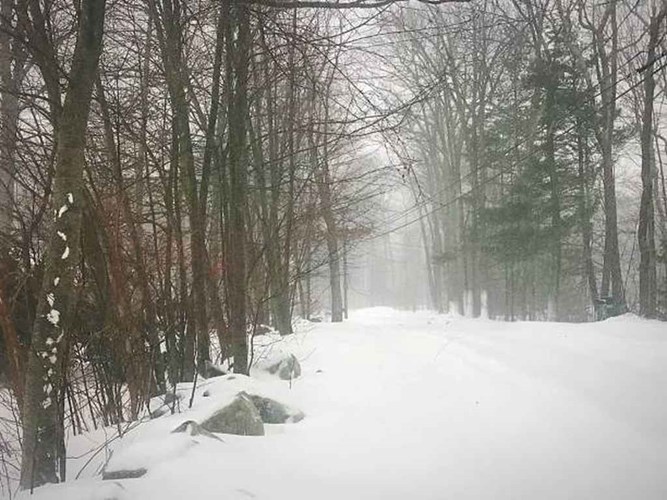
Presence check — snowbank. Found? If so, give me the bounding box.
[14,309,667,500]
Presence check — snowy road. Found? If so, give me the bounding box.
[269,309,667,500]
[22,308,667,500]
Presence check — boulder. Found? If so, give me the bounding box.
[247,394,304,424]
[201,392,265,436]
[261,353,301,381]
[277,354,301,380]
[102,468,147,480]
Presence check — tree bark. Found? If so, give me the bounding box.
[577,118,598,308]
[0,0,21,244]
[20,0,105,488]
[638,5,666,318]
[545,79,562,320]
[597,2,625,307]
[226,0,250,373]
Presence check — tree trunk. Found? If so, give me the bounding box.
[545,81,562,321]
[150,0,210,380]
[0,0,20,245]
[638,5,666,318]
[226,0,249,373]
[318,173,343,323]
[20,0,105,488]
[598,2,625,307]
[577,120,598,309]
[96,77,166,393]
[343,240,349,319]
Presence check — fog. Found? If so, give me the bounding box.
[1,0,666,496]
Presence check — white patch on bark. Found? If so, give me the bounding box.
[41,397,52,409]
[67,193,74,204]
[46,337,54,346]
[61,246,70,259]
[43,383,53,394]
[46,309,60,326]
[56,333,63,343]
[49,354,57,364]
[57,205,68,218]
[57,231,67,241]
[53,277,60,287]
[46,293,55,307]
[47,368,54,377]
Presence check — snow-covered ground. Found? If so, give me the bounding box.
[13,308,667,500]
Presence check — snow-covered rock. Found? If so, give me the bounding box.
[102,467,147,480]
[247,394,304,424]
[201,392,264,436]
[256,352,301,380]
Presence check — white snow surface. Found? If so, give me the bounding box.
[16,308,667,500]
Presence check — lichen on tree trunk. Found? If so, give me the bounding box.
[20,0,106,489]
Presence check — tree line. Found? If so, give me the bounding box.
[0,0,418,491]
[0,0,665,494]
[383,0,667,321]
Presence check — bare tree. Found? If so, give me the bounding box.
[20,0,106,488]
[638,2,667,318]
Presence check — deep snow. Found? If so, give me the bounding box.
[12,308,667,500]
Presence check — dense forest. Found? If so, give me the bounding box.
[0,0,665,493]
